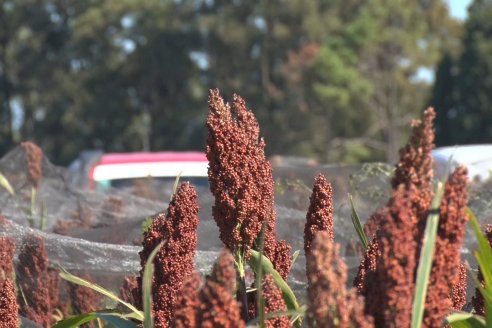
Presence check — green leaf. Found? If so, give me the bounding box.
[59,269,144,321]
[468,208,492,324]
[143,241,164,328]
[39,200,48,231]
[348,194,369,249]
[97,313,139,328]
[290,250,300,270]
[446,312,486,328]
[411,182,445,328]
[171,172,183,201]
[248,250,301,326]
[53,313,97,328]
[53,312,139,328]
[255,223,267,328]
[247,306,307,326]
[0,172,15,195]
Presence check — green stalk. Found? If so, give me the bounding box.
[235,248,248,322]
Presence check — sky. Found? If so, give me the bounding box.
[448,0,472,20]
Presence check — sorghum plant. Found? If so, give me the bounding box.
[17,234,52,327]
[307,230,374,328]
[135,182,199,328]
[471,224,492,316]
[173,250,245,328]
[206,89,292,280]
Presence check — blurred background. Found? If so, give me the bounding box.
[0,0,488,167]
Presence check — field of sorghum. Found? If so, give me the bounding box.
[1,88,492,328]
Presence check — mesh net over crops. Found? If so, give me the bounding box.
[1,145,491,322]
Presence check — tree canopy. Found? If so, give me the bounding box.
[0,0,468,165]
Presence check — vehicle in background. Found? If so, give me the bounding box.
[432,145,492,182]
[67,151,209,191]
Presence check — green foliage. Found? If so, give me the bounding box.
[0,0,458,165]
[143,242,163,328]
[248,250,301,325]
[432,0,492,146]
[0,172,15,195]
[348,194,369,249]
[446,209,492,327]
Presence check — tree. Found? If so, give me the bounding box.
[431,0,492,146]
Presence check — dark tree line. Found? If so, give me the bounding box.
[0,0,472,165]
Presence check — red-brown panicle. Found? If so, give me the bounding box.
[173,273,202,328]
[21,141,43,188]
[198,279,245,328]
[262,275,290,328]
[353,235,380,296]
[206,89,291,278]
[0,237,15,279]
[472,224,492,316]
[174,272,246,328]
[304,174,334,256]
[137,182,199,328]
[423,166,469,327]
[369,186,418,328]
[210,249,236,294]
[120,276,138,305]
[364,108,435,237]
[307,231,374,328]
[69,273,100,325]
[16,234,52,327]
[451,263,467,311]
[0,279,19,328]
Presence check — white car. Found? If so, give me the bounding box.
[432,145,492,182]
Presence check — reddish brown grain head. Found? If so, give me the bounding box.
[304,174,334,257]
[369,186,418,328]
[392,107,435,218]
[206,89,291,278]
[137,182,199,328]
[365,108,436,237]
[0,237,15,279]
[173,273,202,328]
[0,279,19,328]
[261,275,290,328]
[307,231,374,328]
[451,263,467,311]
[353,235,380,296]
[17,234,52,327]
[174,272,246,328]
[198,279,245,328]
[210,249,236,294]
[424,166,469,327]
[21,141,43,188]
[120,276,138,305]
[69,272,100,325]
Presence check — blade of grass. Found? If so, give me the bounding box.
[0,172,15,195]
[39,200,48,230]
[143,241,164,328]
[446,312,486,328]
[468,208,492,324]
[248,249,301,327]
[247,307,307,326]
[290,250,300,270]
[53,312,139,328]
[348,194,369,249]
[255,222,267,328]
[411,182,445,328]
[59,268,144,321]
[171,172,183,200]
